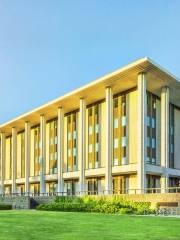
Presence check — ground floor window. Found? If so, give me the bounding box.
[169,177,180,192]
[4,185,12,195]
[146,175,160,193]
[112,175,129,194]
[30,183,40,195]
[16,184,25,195]
[64,180,78,195]
[46,182,57,194]
[87,178,98,195]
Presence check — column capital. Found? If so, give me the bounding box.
[12,127,16,131]
[105,85,112,89]
[58,106,63,110]
[138,71,147,76]
[161,85,169,91]
[80,98,86,103]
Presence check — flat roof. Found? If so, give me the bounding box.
[1,57,180,134]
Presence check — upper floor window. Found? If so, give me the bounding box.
[146,92,157,165]
[47,119,58,175]
[67,112,78,172]
[169,104,175,168]
[88,103,101,169]
[113,94,128,166]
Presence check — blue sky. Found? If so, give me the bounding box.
[0,1,180,124]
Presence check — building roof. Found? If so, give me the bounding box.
[1,57,180,134]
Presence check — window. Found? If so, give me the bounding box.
[169,104,175,168]
[170,126,174,135]
[67,113,78,172]
[88,104,101,169]
[171,144,174,154]
[89,126,93,135]
[73,131,76,139]
[113,94,128,166]
[114,158,119,166]
[95,124,99,133]
[68,149,71,157]
[152,138,155,149]
[122,157,127,165]
[68,132,71,140]
[33,125,41,176]
[122,116,126,127]
[122,137,126,147]
[152,158,155,164]
[152,118,155,129]
[95,143,99,152]
[114,118,118,128]
[147,116,150,127]
[147,137,150,147]
[114,138,118,149]
[146,93,157,165]
[89,108,92,116]
[89,144,92,153]
[114,98,118,108]
[73,148,76,156]
[50,138,53,145]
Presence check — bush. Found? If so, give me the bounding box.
[0,204,12,210]
[37,196,153,215]
[119,208,133,214]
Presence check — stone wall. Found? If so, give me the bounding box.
[0,196,30,209]
[33,196,56,205]
[1,193,180,211]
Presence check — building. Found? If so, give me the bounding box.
[0,57,180,196]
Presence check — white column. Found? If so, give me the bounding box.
[57,107,64,194]
[161,86,169,192]
[12,127,17,194]
[0,133,5,195]
[137,73,147,193]
[105,87,113,194]
[40,115,46,194]
[25,122,30,195]
[79,98,86,194]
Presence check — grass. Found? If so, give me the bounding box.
[0,211,180,240]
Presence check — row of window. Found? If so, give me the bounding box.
[0,93,177,180]
[5,174,178,195]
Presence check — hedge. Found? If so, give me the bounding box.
[0,204,12,210]
[37,196,155,215]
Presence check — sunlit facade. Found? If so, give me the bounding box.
[0,57,180,196]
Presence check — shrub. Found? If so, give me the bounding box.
[0,204,12,210]
[119,208,133,214]
[37,196,154,215]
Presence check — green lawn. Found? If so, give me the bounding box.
[0,211,180,240]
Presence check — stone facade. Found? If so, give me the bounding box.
[0,196,30,209]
